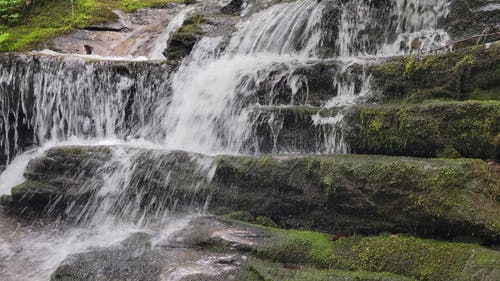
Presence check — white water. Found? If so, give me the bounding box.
[0,0,454,279]
[149,6,196,60]
[0,213,193,281]
[338,0,450,57]
[312,111,348,154]
[142,0,326,154]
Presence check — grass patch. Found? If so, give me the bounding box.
[121,0,181,12]
[0,0,181,52]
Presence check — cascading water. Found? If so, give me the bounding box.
[0,0,455,280]
[144,0,326,154]
[0,0,453,164]
[338,0,450,57]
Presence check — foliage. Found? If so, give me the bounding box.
[0,0,23,26]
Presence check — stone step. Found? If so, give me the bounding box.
[1,44,498,166]
[251,100,500,159]
[368,42,500,102]
[2,146,498,242]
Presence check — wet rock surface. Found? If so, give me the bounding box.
[0,1,499,280]
[446,0,500,41]
[0,53,175,168]
[50,229,246,281]
[36,216,500,281]
[250,100,500,158]
[163,2,240,60]
[3,145,499,242]
[2,43,497,166]
[50,8,184,57]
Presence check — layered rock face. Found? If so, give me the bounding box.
[2,145,499,280]
[0,0,499,280]
[5,146,499,242]
[1,43,499,166]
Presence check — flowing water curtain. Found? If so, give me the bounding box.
[337,0,450,57]
[55,147,216,227]
[0,54,173,165]
[142,0,327,155]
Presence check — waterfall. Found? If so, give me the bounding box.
[0,1,458,280]
[142,0,326,154]
[0,0,454,181]
[338,0,450,57]
[0,0,454,174]
[0,0,454,160]
[0,54,171,161]
[226,0,324,57]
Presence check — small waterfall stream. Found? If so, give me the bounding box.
[0,0,454,280]
[149,7,196,60]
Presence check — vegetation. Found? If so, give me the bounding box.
[184,218,500,281]
[213,152,500,241]
[368,43,500,102]
[345,100,500,159]
[241,257,414,281]
[0,0,182,52]
[163,12,205,59]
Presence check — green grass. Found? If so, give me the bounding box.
[0,0,182,52]
[121,0,181,12]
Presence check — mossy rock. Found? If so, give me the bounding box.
[163,12,206,60]
[368,43,500,102]
[328,234,500,281]
[212,153,500,242]
[245,223,500,281]
[344,100,500,159]
[240,257,414,281]
[177,217,500,281]
[4,146,500,242]
[254,101,499,159]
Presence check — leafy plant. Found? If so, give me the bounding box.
[0,0,23,25]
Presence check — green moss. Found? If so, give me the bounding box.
[171,12,205,36]
[241,257,414,281]
[213,153,500,241]
[369,43,500,102]
[256,228,334,267]
[345,100,500,159]
[436,146,462,158]
[329,234,500,281]
[0,0,182,52]
[233,222,500,281]
[226,210,254,222]
[121,0,182,12]
[255,216,279,228]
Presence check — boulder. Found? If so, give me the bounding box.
[3,146,499,242]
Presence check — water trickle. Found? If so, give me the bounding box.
[226,0,325,57]
[0,54,172,163]
[149,6,196,60]
[338,0,450,57]
[312,111,348,154]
